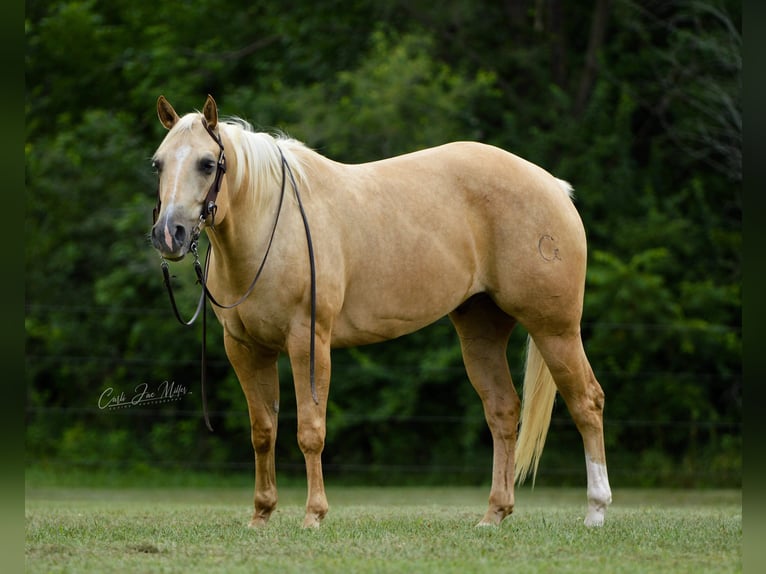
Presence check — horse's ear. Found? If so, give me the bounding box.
[202,94,218,130]
[157,95,179,130]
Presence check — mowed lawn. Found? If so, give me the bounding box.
[26,482,741,573]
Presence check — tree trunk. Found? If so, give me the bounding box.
[575,0,612,117]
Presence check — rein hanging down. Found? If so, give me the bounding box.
[158,119,318,431]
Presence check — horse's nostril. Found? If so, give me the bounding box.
[174,225,187,245]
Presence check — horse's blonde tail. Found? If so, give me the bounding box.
[514,335,557,485]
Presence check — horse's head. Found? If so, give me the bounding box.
[150,94,227,261]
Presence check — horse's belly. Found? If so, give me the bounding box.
[330,314,440,347]
[331,266,478,347]
[331,308,444,347]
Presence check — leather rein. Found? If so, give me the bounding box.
[154,118,318,431]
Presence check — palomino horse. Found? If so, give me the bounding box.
[150,95,612,529]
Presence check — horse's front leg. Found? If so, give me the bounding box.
[223,332,280,527]
[287,324,331,528]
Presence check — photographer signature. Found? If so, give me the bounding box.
[98,380,189,410]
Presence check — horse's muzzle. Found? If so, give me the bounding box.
[151,218,190,261]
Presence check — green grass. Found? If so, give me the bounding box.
[26,481,741,573]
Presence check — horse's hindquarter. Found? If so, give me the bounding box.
[324,142,586,346]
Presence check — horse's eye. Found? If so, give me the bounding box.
[151,160,162,174]
[199,158,216,175]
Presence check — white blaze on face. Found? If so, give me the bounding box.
[163,144,192,247]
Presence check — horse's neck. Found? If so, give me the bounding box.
[206,157,288,268]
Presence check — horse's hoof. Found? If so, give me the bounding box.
[476,506,510,527]
[302,514,322,528]
[248,516,270,528]
[583,509,606,527]
[475,520,498,528]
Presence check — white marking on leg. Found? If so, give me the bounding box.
[584,453,612,527]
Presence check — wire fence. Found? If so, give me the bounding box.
[26,403,741,485]
[26,303,742,486]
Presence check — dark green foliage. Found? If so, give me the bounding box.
[26,0,740,486]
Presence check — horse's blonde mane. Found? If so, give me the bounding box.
[218,117,309,213]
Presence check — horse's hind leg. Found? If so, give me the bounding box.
[224,332,280,527]
[530,329,612,526]
[450,294,519,526]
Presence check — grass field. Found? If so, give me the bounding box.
[26,479,741,573]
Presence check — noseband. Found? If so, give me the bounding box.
[154,118,318,431]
